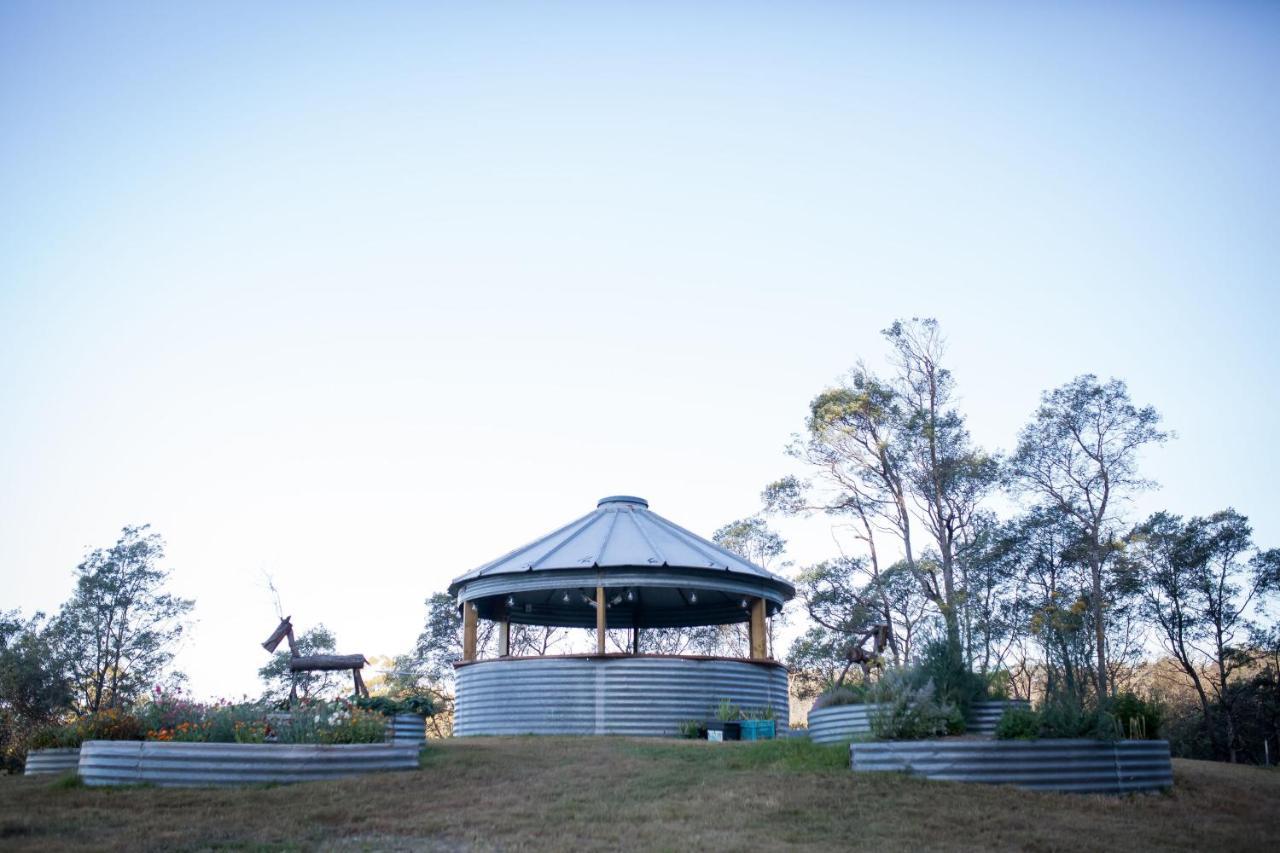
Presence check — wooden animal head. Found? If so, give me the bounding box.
[261,616,294,653]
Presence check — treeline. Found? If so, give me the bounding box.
[0,526,193,771]
[772,318,1279,764]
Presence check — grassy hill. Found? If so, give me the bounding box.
[1,737,1277,851]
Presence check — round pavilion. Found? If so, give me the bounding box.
[448,495,795,736]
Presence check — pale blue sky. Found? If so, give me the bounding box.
[2,2,1277,698]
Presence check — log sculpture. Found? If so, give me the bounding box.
[836,624,891,685]
[261,616,369,702]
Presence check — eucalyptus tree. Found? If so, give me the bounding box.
[53,525,194,715]
[954,514,1023,676]
[765,318,996,666]
[991,507,1094,702]
[1125,509,1279,760]
[712,516,786,569]
[1008,375,1168,697]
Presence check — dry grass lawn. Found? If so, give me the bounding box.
[0,737,1277,851]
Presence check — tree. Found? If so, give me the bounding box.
[1008,375,1168,697]
[712,516,786,569]
[766,318,995,666]
[1125,509,1279,760]
[954,514,1023,676]
[0,610,71,725]
[997,507,1095,703]
[884,319,1000,661]
[0,610,73,771]
[53,525,194,714]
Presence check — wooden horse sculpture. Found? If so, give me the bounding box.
[836,624,892,685]
[261,616,370,703]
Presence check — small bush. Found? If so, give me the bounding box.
[676,720,704,739]
[1037,695,1105,739]
[995,707,1042,740]
[868,670,957,740]
[29,723,81,750]
[354,695,437,717]
[916,640,985,718]
[714,698,740,722]
[1105,693,1162,740]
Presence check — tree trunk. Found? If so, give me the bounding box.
[1090,554,1108,698]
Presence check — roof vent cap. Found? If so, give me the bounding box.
[597,495,648,508]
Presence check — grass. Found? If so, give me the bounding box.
[1,737,1277,851]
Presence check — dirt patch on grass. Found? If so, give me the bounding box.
[0,739,1276,851]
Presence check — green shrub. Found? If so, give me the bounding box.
[1037,694,1121,740]
[1104,693,1162,740]
[916,640,985,719]
[714,698,740,722]
[676,719,704,739]
[354,694,436,717]
[995,707,1042,740]
[29,723,81,750]
[868,670,957,740]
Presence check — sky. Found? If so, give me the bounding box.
[2,2,1277,700]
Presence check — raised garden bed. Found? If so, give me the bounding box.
[384,712,427,745]
[78,740,420,787]
[808,700,1029,744]
[849,738,1173,794]
[23,747,81,776]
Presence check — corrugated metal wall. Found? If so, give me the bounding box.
[23,748,81,776]
[966,700,1031,735]
[455,657,790,737]
[808,705,876,743]
[808,700,1030,743]
[385,713,426,745]
[851,739,1174,793]
[78,741,420,787]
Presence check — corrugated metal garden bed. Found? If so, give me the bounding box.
[23,747,81,776]
[850,738,1173,794]
[78,740,421,787]
[808,700,1029,744]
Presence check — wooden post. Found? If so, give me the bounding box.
[596,585,607,654]
[462,601,478,661]
[495,597,510,657]
[630,627,639,655]
[750,597,767,660]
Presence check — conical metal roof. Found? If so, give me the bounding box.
[450,495,791,587]
[447,496,793,628]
